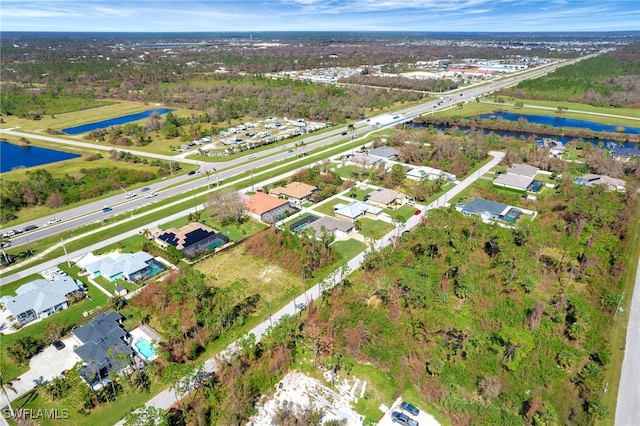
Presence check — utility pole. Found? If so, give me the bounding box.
[61,237,71,267]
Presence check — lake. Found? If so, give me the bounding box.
[62,108,174,135]
[476,112,640,135]
[0,141,81,173]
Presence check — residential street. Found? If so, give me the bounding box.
[114,151,505,424]
[615,254,640,426]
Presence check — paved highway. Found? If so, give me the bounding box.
[0,54,593,264]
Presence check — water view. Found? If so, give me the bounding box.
[476,112,640,135]
[0,141,81,173]
[62,108,174,135]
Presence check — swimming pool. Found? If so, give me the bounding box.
[135,339,156,360]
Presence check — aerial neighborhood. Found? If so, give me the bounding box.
[0,24,639,426]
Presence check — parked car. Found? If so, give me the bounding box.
[22,224,38,232]
[52,341,65,350]
[400,401,420,416]
[46,218,61,225]
[391,411,419,426]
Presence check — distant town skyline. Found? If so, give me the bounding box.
[1,0,638,33]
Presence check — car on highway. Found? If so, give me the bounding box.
[144,192,157,199]
[2,230,15,238]
[400,401,420,417]
[188,170,196,176]
[391,411,418,426]
[102,206,112,213]
[341,131,348,135]
[1,242,10,249]
[22,224,38,232]
[125,192,136,199]
[414,210,421,216]
[140,187,151,192]
[195,170,204,175]
[46,218,61,225]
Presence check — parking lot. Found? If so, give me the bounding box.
[377,398,440,426]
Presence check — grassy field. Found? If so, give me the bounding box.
[332,239,366,261]
[311,198,349,217]
[357,218,394,240]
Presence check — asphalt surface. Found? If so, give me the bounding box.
[615,255,640,426]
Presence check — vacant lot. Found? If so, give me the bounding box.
[194,246,304,309]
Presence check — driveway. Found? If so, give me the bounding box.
[7,335,81,404]
[378,397,440,426]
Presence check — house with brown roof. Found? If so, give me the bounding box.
[366,188,406,208]
[270,182,318,205]
[245,192,296,223]
[573,174,626,192]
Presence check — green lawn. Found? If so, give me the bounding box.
[311,199,349,217]
[357,218,394,240]
[332,239,366,261]
[345,187,372,201]
[385,205,419,222]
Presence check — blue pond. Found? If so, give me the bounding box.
[0,141,81,173]
[476,112,640,135]
[62,108,173,135]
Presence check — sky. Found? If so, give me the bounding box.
[1,0,639,33]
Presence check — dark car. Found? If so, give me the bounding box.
[400,401,420,416]
[22,224,38,232]
[140,187,151,192]
[188,171,196,176]
[52,341,65,350]
[102,206,112,213]
[391,411,419,426]
[341,131,348,135]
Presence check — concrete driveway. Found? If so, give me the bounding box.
[8,335,81,403]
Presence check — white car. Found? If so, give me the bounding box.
[125,192,137,199]
[195,170,204,176]
[46,218,61,225]
[144,192,157,199]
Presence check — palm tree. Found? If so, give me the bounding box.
[0,372,17,418]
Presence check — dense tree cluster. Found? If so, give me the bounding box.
[131,268,260,363]
[0,167,157,223]
[501,46,640,108]
[301,180,635,424]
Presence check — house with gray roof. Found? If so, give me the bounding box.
[460,198,521,223]
[306,216,355,239]
[369,146,400,160]
[84,251,155,282]
[493,173,534,191]
[507,164,539,179]
[72,311,133,388]
[333,200,382,223]
[573,174,626,192]
[0,277,84,326]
